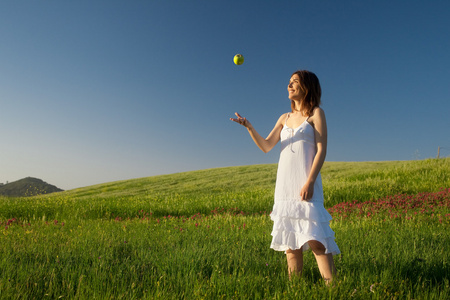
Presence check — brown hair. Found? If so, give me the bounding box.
[290,70,322,116]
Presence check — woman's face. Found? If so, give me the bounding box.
[287,74,304,101]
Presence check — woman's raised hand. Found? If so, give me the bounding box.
[230,112,252,128]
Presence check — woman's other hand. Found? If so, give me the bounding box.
[300,180,314,201]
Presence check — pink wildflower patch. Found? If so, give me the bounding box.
[328,188,450,221]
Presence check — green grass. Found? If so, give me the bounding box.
[323,159,449,205]
[2,158,448,222]
[0,158,449,299]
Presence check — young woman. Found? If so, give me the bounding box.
[230,70,340,283]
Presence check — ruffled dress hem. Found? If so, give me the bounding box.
[269,200,340,256]
[270,231,340,255]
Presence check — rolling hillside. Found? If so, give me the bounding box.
[61,158,449,206]
[0,177,63,197]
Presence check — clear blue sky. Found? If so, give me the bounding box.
[1,1,449,190]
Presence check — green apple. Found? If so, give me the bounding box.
[233,54,244,65]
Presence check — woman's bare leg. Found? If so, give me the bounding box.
[286,248,303,279]
[308,240,337,284]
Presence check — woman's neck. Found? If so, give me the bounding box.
[292,100,303,114]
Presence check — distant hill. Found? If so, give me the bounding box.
[0,177,63,197]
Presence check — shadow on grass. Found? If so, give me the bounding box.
[341,255,449,289]
[398,256,450,284]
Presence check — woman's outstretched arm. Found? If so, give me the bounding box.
[230,112,285,153]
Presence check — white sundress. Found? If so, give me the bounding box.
[270,113,340,255]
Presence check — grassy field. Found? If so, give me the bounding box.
[1,158,449,299]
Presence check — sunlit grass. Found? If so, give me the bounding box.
[1,158,448,222]
[0,158,449,299]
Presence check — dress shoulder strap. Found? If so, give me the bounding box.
[284,113,290,126]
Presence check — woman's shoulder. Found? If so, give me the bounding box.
[311,106,325,115]
[281,112,290,118]
[310,107,325,119]
[277,112,290,123]
[308,107,326,127]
